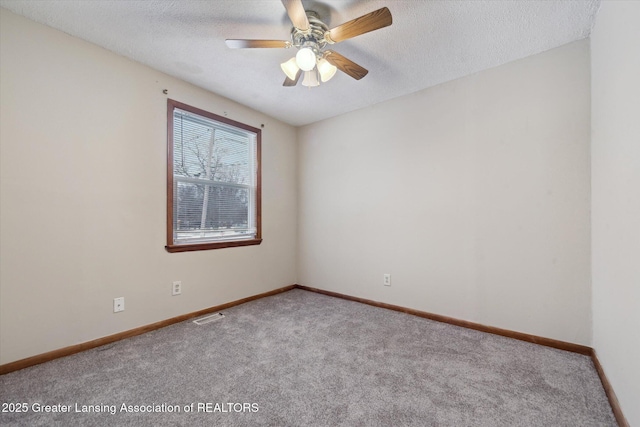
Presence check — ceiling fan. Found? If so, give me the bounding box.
[225,0,392,87]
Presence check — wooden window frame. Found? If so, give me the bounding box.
[165,99,262,253]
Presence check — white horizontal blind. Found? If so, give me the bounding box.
[172,108,257,244]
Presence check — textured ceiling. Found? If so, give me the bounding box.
[1,0,600,126]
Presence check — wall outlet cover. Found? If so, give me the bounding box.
[113,297,125,313]
[172,281,182,296]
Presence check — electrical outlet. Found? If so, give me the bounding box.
[113,297,125,313]
[383,274,391,286]
[172,281,182,296]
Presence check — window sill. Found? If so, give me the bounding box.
[165,239,262,253]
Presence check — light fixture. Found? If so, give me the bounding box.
[296,47,316,71]
[302,70,320,87]
[317,57,337,82]
[280,57,300,80]
[280,36,334,87]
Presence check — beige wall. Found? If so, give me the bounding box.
[5,11,635,421]
[0,9,298,365]
[298,40,592,345]
[591,1,640,425]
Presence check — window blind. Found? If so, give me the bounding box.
[172,108,257,244]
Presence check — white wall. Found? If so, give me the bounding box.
[298,40,592,345]
[0,9,298,365]
[591,1,640,425]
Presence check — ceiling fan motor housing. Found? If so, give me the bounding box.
[290,11,330,55]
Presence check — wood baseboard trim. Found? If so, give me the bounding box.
[590,350,629,427]
[0,285,296,375]
[294,285,592,355]
[1,284,629,426]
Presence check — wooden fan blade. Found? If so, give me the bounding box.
[281,0,309,31]
[326,7,392,43]
[225,39,290,49]
[283,69,302,87]
[324,50,368,80]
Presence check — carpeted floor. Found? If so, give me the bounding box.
[0,289,616,426]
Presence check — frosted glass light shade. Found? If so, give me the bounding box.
[280,57,299,80]
[296,47,316,71]
[317,58,337,82]
[301,70,320,87]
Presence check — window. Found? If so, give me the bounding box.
[166,99,261,252]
